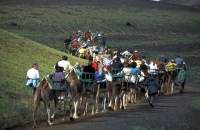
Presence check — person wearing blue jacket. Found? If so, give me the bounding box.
[143,75,159,107]
[95,66,106,90]
[130,62,141,83]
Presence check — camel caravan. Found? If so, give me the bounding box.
[29,30,187,128]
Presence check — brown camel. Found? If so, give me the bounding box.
[66,68,83,120]
[33,78,67,128]
[154,59,168,95]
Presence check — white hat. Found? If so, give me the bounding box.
[78,30,81,32]
[135,50,138,52]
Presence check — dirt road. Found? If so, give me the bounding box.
[17,82,200,130]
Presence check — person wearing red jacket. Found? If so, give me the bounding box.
[92,59,99,71]
[133,50,140,60]
[85,30,92,39]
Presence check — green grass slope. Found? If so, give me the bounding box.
[0,29,87,129]
[1,4,200,51]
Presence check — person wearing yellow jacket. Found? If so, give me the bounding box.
[165,60,177,71]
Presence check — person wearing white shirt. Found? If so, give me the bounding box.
[26,63,40,95]
[148,60,158,74]
[57,56,73,71]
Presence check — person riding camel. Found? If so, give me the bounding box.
[135,57,142,68]
[85,30,92,40]
[26,63,40,95]
[133,50,140,60]
[121,63,132,82]
[51,62,72,100]
[140,60,148,75]
[130,62,142,83]
[103,54,113,70]
[174,55,185,68]
[94,65,106,90]
[148,60,158,75]
[57,56,73,72]
[165,59,177,71]
[81,41,88,49]
[159,54,169,63]
[82,60,96,91]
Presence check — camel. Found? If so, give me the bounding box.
[165,71,177,94]
[106,68,124,111]
[67,43,80,56]
[33,78,68,128]
[154,59,168,95]
[107,78,124,111]
[65,68,83,120]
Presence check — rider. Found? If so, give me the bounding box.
[50,63,71,100]
[130,62,142,83]
[103,54,113,70]
[26,63,40,95]
[140,60,148,75]
[50,64,65,87]
[133,50,140,60]
[57,56,73,72]
[165,59,177,71]
[159,54,169,63]
[121,63,132,84]
[82,60,96,91]
[111,57,124,73]
[148,60,158,75]
[81,41,88,49]
[95,65,106,90]
[85,30,92,40]
[174,55,185,68]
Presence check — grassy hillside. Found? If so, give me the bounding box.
[0,3,200,51]
[0,29,87,129]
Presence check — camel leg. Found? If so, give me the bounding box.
[114,95,118,111]
[102,92,107,112]
[122,93,126,109]
[85,101,88,116]
[73,100,79,119]
[171,82,174,94]
[69,100,74,120]
[138,86,141,99]
[159,83,164,96]
[95,86,100,113]
[108,94,113,107]
[62,100,66,121]
[119,90,124,109]
[130,88,134,103]
[167,76,172,94]
[145,89,149,99]
[83,95,89,116]
[45,103,53,126]
[33,103,38,128]
[107,91,110,103]
[51,99,59,119]
[134,90,137,103]
[124,92,128,107]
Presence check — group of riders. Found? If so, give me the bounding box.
[64,29,107,58]
[27,51,187,102]
[26,31,187,126]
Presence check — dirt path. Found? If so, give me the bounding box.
[16,84,200,130]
